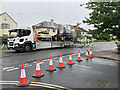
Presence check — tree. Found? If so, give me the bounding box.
[82,2,120,40]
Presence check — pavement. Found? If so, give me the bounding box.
[0,41,119,89]
[94,50,120,61]
[75,41,119,61]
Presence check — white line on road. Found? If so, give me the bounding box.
[33,61,44,64]
[3,66,15,70]
[39,62,44,65]
[6,67,19,72]
[24,64,32,67]
[18,63,28,66]
[53,57,58,59]
[62,55,67,57]
[75,64,91,69]
[33,59,49,63]
[33,61,36,63]
[72,54,77,56]
[24,63,28,65]
[42,59,49,62]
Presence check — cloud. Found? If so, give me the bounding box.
[1,2,94,30]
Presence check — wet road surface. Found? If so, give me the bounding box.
[0,42,119,89]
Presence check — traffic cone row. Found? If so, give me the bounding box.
[17,48,93,87]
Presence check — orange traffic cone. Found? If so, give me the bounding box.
[85,50,89,60]
[76,50,83,62]
[46,56,56,72]
[32,58,44,78]
[57,54,66,69]
[67,52,75,65]
[89,49,93,58]
[16,64,30,87]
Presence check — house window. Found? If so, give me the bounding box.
[1,23,10,29]
[53,28,56,32]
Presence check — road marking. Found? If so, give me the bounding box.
[33,61,44,64]
[19,64,27,66]
[0,83,17,85]
[54,60,67,64]
[75,64,91,69]
[19,63,29,66]
[43,60,48,62]
[31,82,69,89]
[41,59,50,62]
[24,63,28,65]
[0,81,71,90]
[29,84,57,89]
[72,54,77,56]
[0,81,18,82]
[53,57,58,59]
[62,55,69,57]
[3,66,15,70]
[24,64,32,67]
[39,62,44,65]
[33,61,36,63]
[6,67,19,72]
[0,83,57,89]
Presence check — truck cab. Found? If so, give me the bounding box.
[8,28,35,52]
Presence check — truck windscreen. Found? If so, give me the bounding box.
[9,29,31,38]
[9,29,19,38]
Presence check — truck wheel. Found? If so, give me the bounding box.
[24,44,32,52]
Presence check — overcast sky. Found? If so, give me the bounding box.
[0,1,94,30]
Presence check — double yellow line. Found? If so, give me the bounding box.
[0,81,72,90]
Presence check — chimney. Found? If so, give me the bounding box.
[51,19,54,25]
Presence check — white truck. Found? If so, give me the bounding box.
[7,27,74,52]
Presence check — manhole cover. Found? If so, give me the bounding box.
[88,80,110,88]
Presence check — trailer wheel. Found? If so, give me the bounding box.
[24,44,32,52]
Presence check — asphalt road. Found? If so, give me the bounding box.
[0,42,119,89]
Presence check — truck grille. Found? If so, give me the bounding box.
[9,42,14,46]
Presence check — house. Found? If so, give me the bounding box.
[0,12,18,36]
[69,24,88,37]
[75,27,88,37]
[32,19,64,38]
